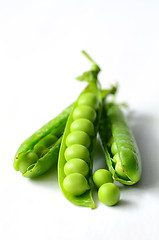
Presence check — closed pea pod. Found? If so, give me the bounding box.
[99,103,142,185]
[58,51,102,208]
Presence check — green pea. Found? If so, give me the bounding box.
[115,161,129,180]
[33,145,48,158]
[38,134,58,148]
[111,141,118,155]
[78,92,99,109]
[70,118,95,136]
[93,169,113,188]
[66,131,90,148]
[108,136,114,146]
[64,158,89,176]
[98,183,120,206]
[64,144,90,162]
[73,105,96,122]
[112,153,120,163]
[19,152,39,174]
[63,173,90,196]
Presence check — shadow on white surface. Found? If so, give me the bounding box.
[28,164,58,189]
[130,112,159,191]
[114,199,135,208]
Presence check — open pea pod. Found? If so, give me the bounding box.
[99,103,142,185]
[14,104,73,178]
[58,51,103,208]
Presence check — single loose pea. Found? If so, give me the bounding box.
[98,183,120,206]
[19,152,39,174]
[63,173,90,196]
[115,161,129,180]
[64,158,89,176]
[70,118,95,136]
[111,141,118,155]
[33,145,48,158]
[38,134,58,148]
[93,169,113,188]
[112,152,120,163]
[64,144,90,162]
[73,105,97,122]
[66,131,90,148]
[78,92,99,109]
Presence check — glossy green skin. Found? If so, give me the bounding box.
[58,82,102,208]
[70,118,95,136]
[111,142,118,155]
[99,103,142,185]
[14,104,73,178]
[98,183,120,206]
[64,158,89,176]
[93,169,113,189]
[78,92,99,109]
[63,173,90,195]
[115,160,129,180]
[73,105,97,122]
[66,130,90,148]
[64,144,90,162]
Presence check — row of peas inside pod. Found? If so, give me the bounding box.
[58,50,122,208]
[18,132,58,174]
[111,141,129,180]
[63,92,99,196]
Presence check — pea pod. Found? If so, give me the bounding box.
[58,51,103,208]
[14,104,73,178]
[99,103,142,185]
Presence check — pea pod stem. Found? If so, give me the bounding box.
[81,50,101,73]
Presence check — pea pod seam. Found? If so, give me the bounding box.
[99,103,142,185]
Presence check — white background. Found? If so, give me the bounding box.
[0,1,159,239]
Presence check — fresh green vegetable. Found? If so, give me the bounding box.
[99,103,142,185]
[73,105,97,122]
[64,144,90,162]
[66,131,90,148]
[14,104,73,178]
[98,183,120,206]
[58,51,102,208]
[70,118,95,136]
[63,173,90,196]
[93,169,113,189]
[64,159,89,176]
